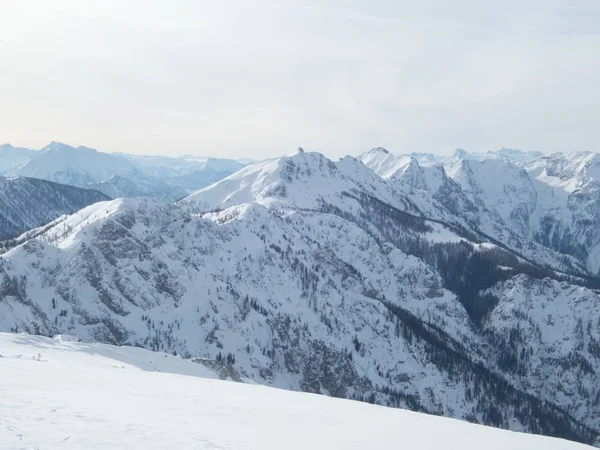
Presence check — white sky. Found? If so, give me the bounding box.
[1,0,599,159]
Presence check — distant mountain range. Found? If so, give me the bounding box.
[1,141,246,202]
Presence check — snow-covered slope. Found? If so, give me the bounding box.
[0,332,593,450]
[0,177,109,241]
[1,151,599,445]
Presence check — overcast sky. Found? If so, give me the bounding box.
[1,0,599,159]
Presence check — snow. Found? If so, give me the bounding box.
[0,332,591,450]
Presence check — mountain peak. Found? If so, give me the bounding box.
[43,140,69,149]
[363,147,389,157]
[453,148,470,158]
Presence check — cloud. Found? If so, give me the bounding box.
[0,0,599,158]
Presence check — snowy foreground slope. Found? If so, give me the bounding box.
[0,332,592,450]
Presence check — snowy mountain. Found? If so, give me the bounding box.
[1,332,593,450]
[4,142,245,202]
[0,177,109,241]
[1,150,600,445]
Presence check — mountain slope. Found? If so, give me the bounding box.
[0,177,109,241]
[1,151,599,444]
[2,332,591,450]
